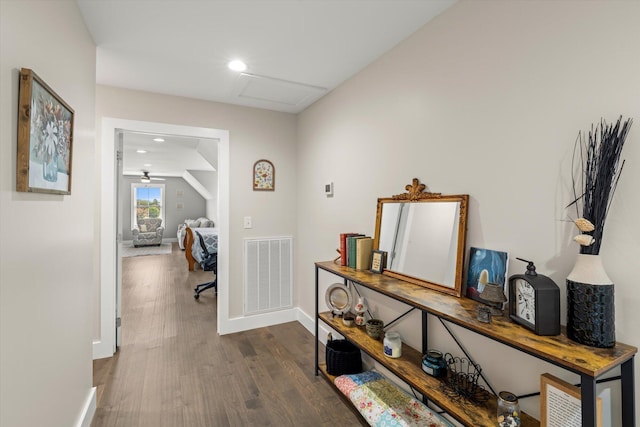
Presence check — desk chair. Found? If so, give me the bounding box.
[194,231,217,300]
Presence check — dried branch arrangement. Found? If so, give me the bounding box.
[568,116,633,255]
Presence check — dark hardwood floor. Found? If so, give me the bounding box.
[92,243,360,426]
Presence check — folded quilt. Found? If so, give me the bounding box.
[334,371,454,427]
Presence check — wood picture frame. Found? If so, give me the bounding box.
[253,159,275,191]
[540,373,602,427]
[17,68,74,195]
[370,250,387,274]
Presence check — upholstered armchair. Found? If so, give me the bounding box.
[132,218,165,247]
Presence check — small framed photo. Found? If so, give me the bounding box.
[253,159,275,191]
[17,68,74,195]
[370,250,387,274]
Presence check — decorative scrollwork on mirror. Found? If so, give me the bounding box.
[373,178,468,297]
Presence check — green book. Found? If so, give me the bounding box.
[347,235,366,268]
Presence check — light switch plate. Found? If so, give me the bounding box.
[243,216,252,229]
[325,182,333,197]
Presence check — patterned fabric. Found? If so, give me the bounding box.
[132,218,164,247]
[137,218,162,232]
[334,371,454,427]
[191,228,218,264]
[178,218,214,249]
[185,219,201,228]
[196,217,215,228]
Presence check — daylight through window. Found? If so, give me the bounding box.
[132,184,165,223]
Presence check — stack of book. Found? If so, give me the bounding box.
[339,233,373,270]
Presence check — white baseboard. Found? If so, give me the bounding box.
[218,308,299,335]
[296,308,341,345]
[75,387,96,427]
[219,307,335,346]
[93,339,114,360]
[296,308,315,333]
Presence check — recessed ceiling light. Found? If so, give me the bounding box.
[153,138,164,142]
[136,149,147,154]
[228,60,247,72]
[144,163,152,167]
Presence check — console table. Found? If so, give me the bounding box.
[314,261,637,427]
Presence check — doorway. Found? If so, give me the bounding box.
[95,118,230,359]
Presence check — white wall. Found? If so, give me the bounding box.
[189,170,218,223]
[297,1,640,423]
[95,85,297,320]
[0,1,96,427]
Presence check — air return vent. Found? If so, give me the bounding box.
[244,237,293,315]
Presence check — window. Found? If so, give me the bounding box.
[131,183,165,225]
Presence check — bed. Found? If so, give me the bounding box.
[183,227,218,271]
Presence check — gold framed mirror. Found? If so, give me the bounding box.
[373,178,468,297]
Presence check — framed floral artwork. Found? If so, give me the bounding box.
[253,159,275,191]
[16,68,74,195]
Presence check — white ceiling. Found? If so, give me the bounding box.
[121,131,217,179]
[77,0,457,114]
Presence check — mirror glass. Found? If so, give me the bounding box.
[373,179,468,297]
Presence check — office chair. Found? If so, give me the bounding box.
[194,231,217,300]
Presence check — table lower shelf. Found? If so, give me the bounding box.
[319,311,539,427]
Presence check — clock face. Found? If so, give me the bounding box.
[515,278,535,325]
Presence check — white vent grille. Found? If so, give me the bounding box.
[244,237,293,315]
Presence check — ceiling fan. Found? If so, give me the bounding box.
[140,171,165,183]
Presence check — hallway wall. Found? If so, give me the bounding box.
[95,85,297,326]
[0,1,97,426]
[296,1,640,422]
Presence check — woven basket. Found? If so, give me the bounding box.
[326,339,362,376]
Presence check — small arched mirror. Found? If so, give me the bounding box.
[373,178,468,297]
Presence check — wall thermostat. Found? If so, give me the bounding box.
[324,182,333,197]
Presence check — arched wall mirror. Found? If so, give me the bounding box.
[373,178,469,297]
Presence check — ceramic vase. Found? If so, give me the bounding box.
[566,254,615,348]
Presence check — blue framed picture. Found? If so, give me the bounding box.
[466,247,508,302]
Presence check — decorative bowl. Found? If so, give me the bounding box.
[365,319,384,339]
[342,314,355,327]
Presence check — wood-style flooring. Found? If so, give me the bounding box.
[92,243,361,426]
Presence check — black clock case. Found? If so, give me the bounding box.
[508,273,561,336]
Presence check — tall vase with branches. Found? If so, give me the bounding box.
[566,116,632,348]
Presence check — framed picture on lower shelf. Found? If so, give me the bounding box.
[540,373,602,427]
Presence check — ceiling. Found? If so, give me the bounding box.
[77,0,457,114]
[121,131,217,179]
